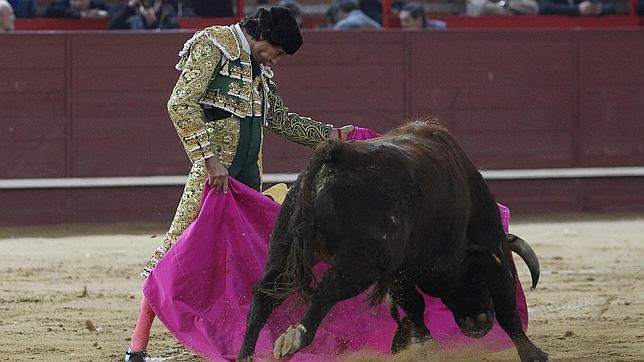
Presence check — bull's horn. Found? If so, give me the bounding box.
[507,233,540,290]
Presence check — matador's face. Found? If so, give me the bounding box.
[250,40,287,66]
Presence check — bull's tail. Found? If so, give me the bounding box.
[282,140,350,302]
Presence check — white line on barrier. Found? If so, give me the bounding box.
[0,167,643,189]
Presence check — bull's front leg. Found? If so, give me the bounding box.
[237,268,288,361]
[272,251,380,359]
[475,251,549,362]
[238,186,301,361]
[388,275,432,353]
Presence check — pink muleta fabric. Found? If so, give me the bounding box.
[143,127,528,361]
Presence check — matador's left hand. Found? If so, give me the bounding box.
[330,125,354,140]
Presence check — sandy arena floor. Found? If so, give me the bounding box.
[1,215,643,362]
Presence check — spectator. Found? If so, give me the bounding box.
[44,0,109,18]
[0,0,15,32]
[467,0,539,16]
[333,0,381,29]
[360,0,382,24]
[189,0,233,17]
[278,0,302,27]
[399,2,446,30]
[538,0,616,15]
[8,0,37,18]
[639,0,643,15]
[108,0,179,29]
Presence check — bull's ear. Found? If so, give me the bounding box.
[465,245,503,268]
[466,244,489,255]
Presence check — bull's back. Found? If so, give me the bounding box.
[307,127,474,267]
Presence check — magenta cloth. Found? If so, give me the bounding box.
[346,126,382,141]
[143,128,528,361]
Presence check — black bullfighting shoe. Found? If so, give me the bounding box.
[124,348,148,362]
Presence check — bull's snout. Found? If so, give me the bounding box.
[457,312,494,338]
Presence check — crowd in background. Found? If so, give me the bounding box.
[261,0,641,30]
[1,0,643,33]
[0,0,236,30]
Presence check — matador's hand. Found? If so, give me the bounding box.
[330,125,354,140]
[205,155,229,193]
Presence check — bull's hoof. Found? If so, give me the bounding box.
[391,317,432,354]
[273,324,307,359]
[235,357,253,362]
[522,354,550,362]
[411,334,432,345]
[458,312,493,338]
[519,349,550,362]
[391,317,413,354]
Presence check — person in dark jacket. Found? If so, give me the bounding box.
[359,0,382,24]
[190,0,233,17]
[108,0,179,30]
[333,0,381,29]
[398,2,446,30]
[8,0,37,18]
[44,0,109,18]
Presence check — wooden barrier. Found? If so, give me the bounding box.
[1,29,643,224]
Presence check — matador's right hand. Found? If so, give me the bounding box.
[205,155,229,193]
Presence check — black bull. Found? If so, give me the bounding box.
[237,121,549,362]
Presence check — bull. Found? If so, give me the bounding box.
[237,120,549,362]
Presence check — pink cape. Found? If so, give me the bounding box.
[143,127,528,361]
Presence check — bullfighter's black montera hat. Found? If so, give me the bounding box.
[256,6,303,55]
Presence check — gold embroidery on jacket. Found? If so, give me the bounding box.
[263,79,332,148]
[206,116,240,168]
[252,77,263,117]
[168,35,220,163]
[200,43,255,119]
[203,26,240,60]
[142,160,206,277]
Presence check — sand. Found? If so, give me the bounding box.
[1,216,643,362]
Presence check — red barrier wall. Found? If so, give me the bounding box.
[1,29,643,224]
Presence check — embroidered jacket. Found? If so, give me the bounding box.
[167,25,333,166]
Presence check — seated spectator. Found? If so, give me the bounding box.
[278,0,303,27]
[399,2,446,30]
[190,0,233,17]
[108,0,178,29]
[538,0,616,15]
[44,0,109,18]
[0,0,15,32]
[360,0,382,24]
[333,0,381,29]
[467,0,539,15]
[8,0,37,18]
